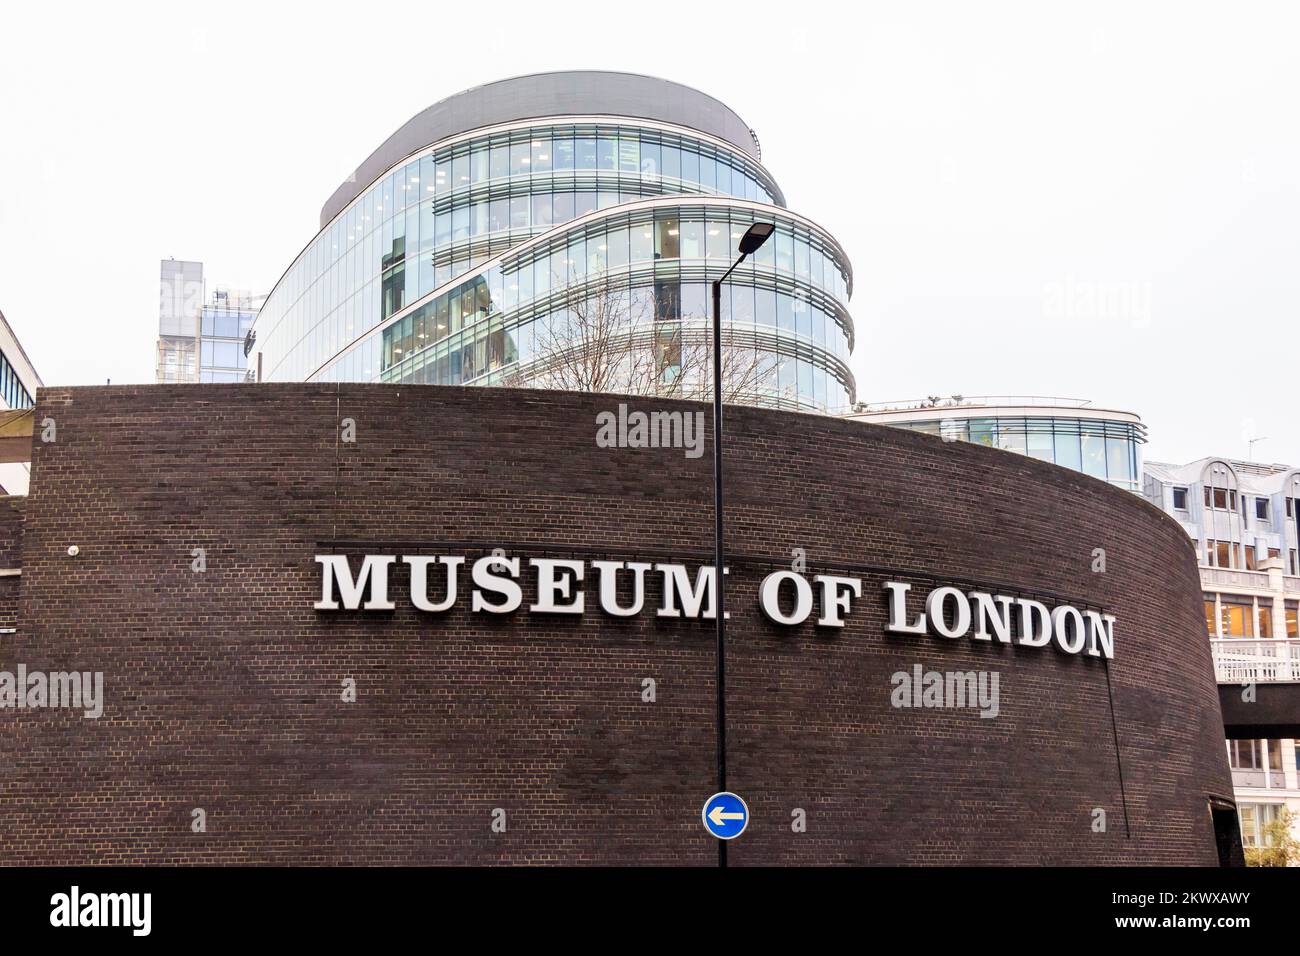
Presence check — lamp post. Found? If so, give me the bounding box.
[711,221,774,868]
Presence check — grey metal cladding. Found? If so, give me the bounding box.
[319,71,765,229]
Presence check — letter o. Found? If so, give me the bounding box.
[925,587,971,638]
[1052,605,1087,654]
[759,571,813,626]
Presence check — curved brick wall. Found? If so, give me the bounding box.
[0,384,1231,864]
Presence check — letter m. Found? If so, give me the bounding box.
[315,555,397,610]
[657,564,719,619]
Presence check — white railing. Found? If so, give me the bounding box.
[853,395,1096,413]
[1212,639,1300,683]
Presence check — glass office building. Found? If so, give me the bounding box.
[249,72,856,411]
[847,397,1147,492]
[156,259,262,384]
[199,289,260,383]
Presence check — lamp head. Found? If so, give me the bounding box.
[738,222,776,255]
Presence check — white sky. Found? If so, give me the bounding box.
[0,0,1295,465]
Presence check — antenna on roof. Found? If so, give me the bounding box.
[1247,436,1269,460]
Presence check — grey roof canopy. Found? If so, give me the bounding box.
[319,71,767,229]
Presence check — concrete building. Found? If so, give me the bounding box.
[1144,457,1300,855]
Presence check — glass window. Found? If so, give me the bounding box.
[1026,422,1054,462]
[618,136,639,173]
[607,225,629,271]
[1106,437,1133,484]
[1221,601,1253,637]
[681,219,703,259]
[699,155,716,191]
[998,423,1027,455]
[776,292,795,332]
[452,153,470,189]
[469,148,488,184]
[1080,431,1107,479]
[489,144,509,180]
[640,141,661,180]
[509,196,529,229]
[531,194,553,228]
[631,222,654,262]
[775,230,794,273]
[1173,487,1188,509]
[731,284,755,326]
[576,137,597,170]
[510,141,530,175]
[655,213,680,259]
[715,160,732,195]
[682,149,699,184]
[755,288,776,328]
[681,282,707,321]
[595,137,616,170]
[530,137,552,174]
[661,144,681,181]
[968,419,996,448]
[706,219,731,260]
[489,198,508,233]
[553,191,575,224]
[553,135,575,171]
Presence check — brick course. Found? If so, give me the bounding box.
[0,383,1232,864]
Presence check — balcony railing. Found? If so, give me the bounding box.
[1201,567,1273,590]
[1211,639,1300,683]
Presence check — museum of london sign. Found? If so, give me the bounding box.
[314,554,1115,660]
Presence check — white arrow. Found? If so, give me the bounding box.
[709,806,745,827]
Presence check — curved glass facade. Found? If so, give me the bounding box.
[252,76,855,412]
[862,411,1147,492]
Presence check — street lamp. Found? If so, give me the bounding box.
[711,221,774,868]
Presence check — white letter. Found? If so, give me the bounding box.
[658,563,724,619]
[133,894,151,937]
[759,571,813,625]
[884,582,927,635]
[1052,605,1087,654]
[1017,598,1052,648]
[815,575,862,627]
[50,893,69,928]
[314,555,396,610]
[592,561,651,617]
[405,556,464,612]
[970,592,1014,643]
[472,556,522,613]
[1085,611,1116,659]
[925,587,971,638]
[595,410,616,447]
[530,559,585,614]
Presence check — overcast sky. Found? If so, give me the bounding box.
[0,1,1295,465]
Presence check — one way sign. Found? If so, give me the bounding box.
[702,792,749,840]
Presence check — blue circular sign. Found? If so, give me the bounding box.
[702,791,749,840]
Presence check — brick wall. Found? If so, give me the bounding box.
[0,384,1232,864]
